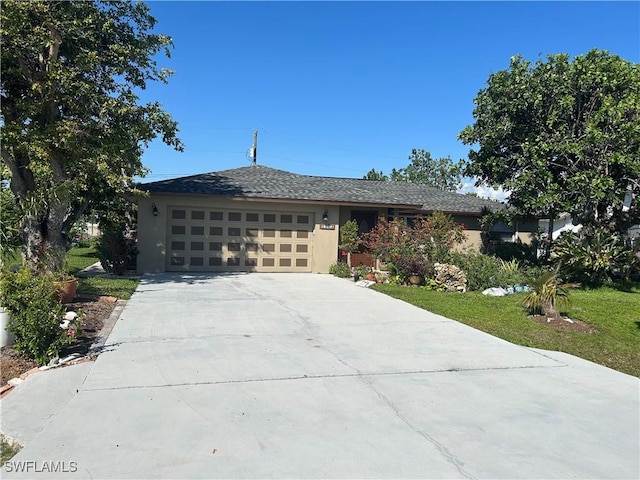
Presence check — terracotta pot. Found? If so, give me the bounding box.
[54,278,78,304]
[409,274,423,286]
[365,272,376,281]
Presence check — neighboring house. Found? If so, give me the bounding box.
[136,165,537,274]
[538,213,582,241]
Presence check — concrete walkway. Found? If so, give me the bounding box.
[1,273,638,479]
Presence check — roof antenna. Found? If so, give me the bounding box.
[248,130,257,165]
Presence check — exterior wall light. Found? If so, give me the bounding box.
[152,203,159,216]
[322,209,329,224]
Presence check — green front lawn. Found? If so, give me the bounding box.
[372,284,640,377]
[66,246,139,300]
[65,245,101,274]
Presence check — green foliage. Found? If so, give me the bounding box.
[424,278,447,291]
[446,251,503,291]
[96,231,138,275]
[460,49,640,237]
[522,271,571,316]
[0,179,22,267]
[1,0,182,272]
[96,198,138,275]
[492,241,537,265]
[426,211,468,262]
[445,251,531,291]
[0,268,70,365]
[363,149,462,190]
[328,262,351,278]
[390,149,462,191]
[552,230,638,286]
[353,265,370,278]
[363,212,466,264]
[363,169,388,181]
[339,220,361,253]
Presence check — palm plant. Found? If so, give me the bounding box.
[522,271,571,317]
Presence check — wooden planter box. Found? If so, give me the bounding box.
[350,253,375,267]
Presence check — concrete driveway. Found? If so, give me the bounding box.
[2,273,638,479]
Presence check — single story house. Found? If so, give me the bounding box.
[135,165,537,274]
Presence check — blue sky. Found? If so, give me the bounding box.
[139,1,640,198]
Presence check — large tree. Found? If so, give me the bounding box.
[390,149,462,191]
[364,149,462,190]
[459,50,640,237]
[1,0,182,272]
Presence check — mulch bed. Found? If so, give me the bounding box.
[529,314,597,333]
[1,295,116,385]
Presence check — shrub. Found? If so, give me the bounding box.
[522,271,571,317]
[493,242,537,265]
[96,198,138,275]
[498,259,529,286]
[339,220,361,267]
[445,251,537,291]
[328,261,351,278]
[96,230,138,275]
[0,268,71,365]
[446,251,503,291]
[353,265,370,279]
[552,230,638,286]
[395,255,430,280]
[363,211,466,264]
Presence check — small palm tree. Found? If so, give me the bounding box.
[522,271,571,317]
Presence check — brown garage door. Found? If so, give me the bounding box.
[166,207,313,272]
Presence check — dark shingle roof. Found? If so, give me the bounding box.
[139,165,502,214]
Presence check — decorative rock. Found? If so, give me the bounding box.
[482,287,507,297]
[433,263,467,292]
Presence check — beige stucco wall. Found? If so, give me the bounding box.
[136,195,339,274]
[137,196,539,274]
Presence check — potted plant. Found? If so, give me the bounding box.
[52,272,78,304]
[339,220,361,268]
[395,255,430,286]
[353,264,370,282]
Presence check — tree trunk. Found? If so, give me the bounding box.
[19,193,86,273]
[542,216,555,263]
[21,212,67,273]
[542,301,557,318]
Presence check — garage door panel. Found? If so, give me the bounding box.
[166,206,313,272]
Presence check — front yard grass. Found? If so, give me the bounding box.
[65,245,101,274]
[372,284,640,377]
[66,246,139,299]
